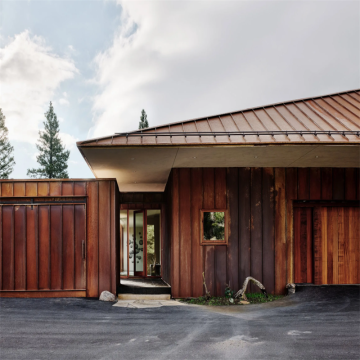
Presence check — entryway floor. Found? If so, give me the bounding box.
[120,278,169,288]
[119,278,171,295]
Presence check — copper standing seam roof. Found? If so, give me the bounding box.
[77,89,360,147]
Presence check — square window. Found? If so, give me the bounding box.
[200,210,227,245]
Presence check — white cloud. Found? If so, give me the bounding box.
[90,1,359,139]
[59,98,70,106]
[0,30,78,143]
[59,132,78,150]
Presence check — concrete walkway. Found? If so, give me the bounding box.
[113,299,187,308]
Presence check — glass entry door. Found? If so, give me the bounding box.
[133,211,145,276]
[120,209,161,278]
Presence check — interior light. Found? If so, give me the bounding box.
[193,157,197,159]
[315,156,319,158]
[254,156,258,159]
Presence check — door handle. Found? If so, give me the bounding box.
[82,240,86,260]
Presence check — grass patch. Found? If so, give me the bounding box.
[179,293,284,306]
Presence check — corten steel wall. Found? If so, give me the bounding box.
[166,167,360,297]
[0,179,119,298]
[119,192,171,285]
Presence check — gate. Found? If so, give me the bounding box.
[1,201,86,297]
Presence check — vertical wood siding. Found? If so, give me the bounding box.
[169,167,359,297]
[0,180,119,298]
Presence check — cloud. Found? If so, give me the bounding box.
[59,132,78,150]
[59,98,70,106]
[0,30,78,143]
[90,1,359,139]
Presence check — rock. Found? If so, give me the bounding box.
[286,283,296,295]
[240,300,250,305]
[99,291,116,302]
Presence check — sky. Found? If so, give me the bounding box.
[0,0,359,179]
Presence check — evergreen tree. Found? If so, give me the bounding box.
[138,109,149,129]
[0,108,15,179]
[27,102,70,179]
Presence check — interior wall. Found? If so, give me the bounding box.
[168,167,360,297]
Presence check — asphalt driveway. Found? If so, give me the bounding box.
[0,286,359,360]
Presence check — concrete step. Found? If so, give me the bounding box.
[118,294,171,301]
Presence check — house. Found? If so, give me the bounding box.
[1,89,359,298]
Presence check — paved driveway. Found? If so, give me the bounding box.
[0,286,359,359]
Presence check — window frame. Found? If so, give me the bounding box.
[200,209,228,246]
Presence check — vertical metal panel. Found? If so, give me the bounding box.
[50,206,62,290]
[38,182,49,196]
[179,169,191,297]
[226,168,239,292]
[2,206,14,290]
[171,169,180,297]
[62,205,75,290]
[203,168,215,295]
[110,182,117,295]
[274,168,286,294]
[191,168,204,297]
[309,168,321,200]
[294,208,312,283]
[214,168,227,296]
[239,168,251,288]
[98,181,111,295]
[14,206,26,290]
[321,168,332,200]
[25,183,37,197]
[215,245,226,296]
[345,168,357,200]
[75,204,86,289]
[26,206,38,290]
[262,168,275,294]
[49,182,61,196]
[2,183,13,197]
[332,168,345,200]
[87,182,99,297]
[38,206,50,290]
[285,168,297,284]
[250,168,262,292]
[74,182,87,196]
[298,168,309,200]
[0,206,2,289]
[204,245,215,296]
[62,182,74,196]
[14,183,25,197]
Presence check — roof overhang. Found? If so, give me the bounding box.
[78,144,360,192]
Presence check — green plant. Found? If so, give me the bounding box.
[224,284,234,299]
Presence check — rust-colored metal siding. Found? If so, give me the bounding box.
[167,167,360,297]
[0,180,119,298]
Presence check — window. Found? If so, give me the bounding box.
[200,210,227,245]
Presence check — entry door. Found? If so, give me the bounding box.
[133,211,145,276]
[294,206,360,285]
[313,207,359,285]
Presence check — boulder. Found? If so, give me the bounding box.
[99,291,116,302]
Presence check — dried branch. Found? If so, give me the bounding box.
[235,276,268,300]
[202,272,211,300]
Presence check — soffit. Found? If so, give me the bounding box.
[81,145,360,192]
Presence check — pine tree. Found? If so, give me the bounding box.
[27,102,70,179]
[0,108,15,179]
[138,109,149,129]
